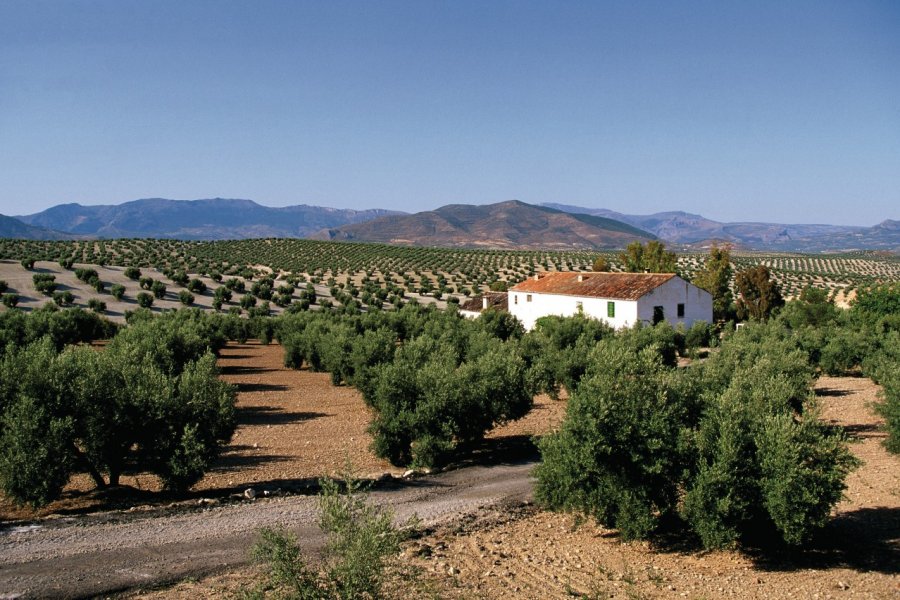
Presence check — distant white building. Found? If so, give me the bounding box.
[458,292,508,319]
[507,272,712,330]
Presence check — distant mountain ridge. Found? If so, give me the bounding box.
[16,198,403,240]
[6,197,896,252]
[542,203,900,252]
[313,200,655,249]
[0,214,83,240]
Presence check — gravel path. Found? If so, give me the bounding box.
[0,461,535,599]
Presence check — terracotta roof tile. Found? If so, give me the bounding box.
[510,272,676,301]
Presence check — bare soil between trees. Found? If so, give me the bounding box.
[1,344,897,599]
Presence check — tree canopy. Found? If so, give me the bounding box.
[619,241,677,273]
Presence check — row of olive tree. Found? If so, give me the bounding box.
[535,322,859,549]
[0,309,238,508]
[278,303,535,468]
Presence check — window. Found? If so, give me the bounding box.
[526,294,532,302]
[607,301,615,318]
[514,295,518,305]
[677,303,685,318]
[653,306,665,325]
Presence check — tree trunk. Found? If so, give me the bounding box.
[71,443,107,489]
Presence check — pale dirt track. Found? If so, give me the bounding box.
[0,461,536,599]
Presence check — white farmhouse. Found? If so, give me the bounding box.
[507,272,712,330]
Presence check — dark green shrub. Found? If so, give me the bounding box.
[179,290,195,306]
[74,268,99,283]
[476,308,524,341]
[535,344,690,540]
[0,396,74,508]
[755,411,858,545]
[124,266,142,280]
[214,286,233,303]
[137,292,154,308]
[224,277,246,293]
[110,284,126,300]
[0,337,235,504]
[876,368,900,454]
[170,271,190,286]
[32,273,57,295]
[0,280,6,294]
[88,299,106,313]
[240,294,257,309]
[818,327,872,375]
[369,332,531,468]
[151,280,167,299]
[851,283,900,319]
[251,280,273,300]
[248,301,270,318]
[187,278,207,294]
[53,290,75,306]
[779,287,839,329]
[20,258,35,270]
[139,276,154,290]
[684,320,712,350]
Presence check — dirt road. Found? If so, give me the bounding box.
[0,461,535,599]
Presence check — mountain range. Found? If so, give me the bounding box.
[14,198,402,240]
[0,214,84,241]
[542,204,900,253]
[313,200,653,249]
[3,198,897,253]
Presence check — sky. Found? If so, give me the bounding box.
[1,1,898,225]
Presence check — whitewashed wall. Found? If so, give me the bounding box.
[508,276,712,330]
[508,291,638,330]
[635,277,712,327]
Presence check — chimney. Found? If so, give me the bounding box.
[482,296,488,309]
[533,274,540,281]
[577,274,584,282]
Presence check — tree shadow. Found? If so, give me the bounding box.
[236,406,327,426]
[841,423,885,439]
[816,387,852,398]
[210,449,295,473]
[747,506,900,575]
[446,434,541,470]
[220,364,280,376]
[218,353,257,360]
[648,506,900,576]
[235,382,291,393]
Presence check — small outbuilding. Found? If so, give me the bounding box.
[459,292,509,319]
[507,272,712,330]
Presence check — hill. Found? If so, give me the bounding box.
[0,214,82,240]
[312,200,655,249]
[542,203,900,252]
[16,198,403,240]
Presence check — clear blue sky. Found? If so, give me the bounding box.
[1,1,898,225]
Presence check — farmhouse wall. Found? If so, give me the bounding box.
[508,291,638,330]
[634,277,712,328]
